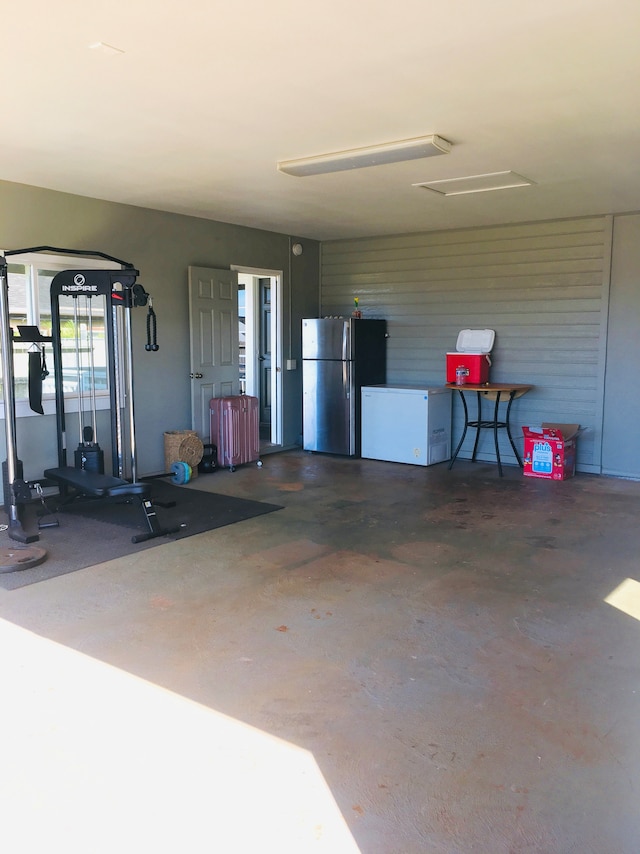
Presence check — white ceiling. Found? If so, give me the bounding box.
[3,0,640,241]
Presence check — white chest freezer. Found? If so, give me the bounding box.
[361,385,452,466]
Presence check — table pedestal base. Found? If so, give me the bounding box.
[447,384,532,477]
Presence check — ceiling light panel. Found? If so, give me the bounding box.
[278,135,451,177]
[413,171,534,196]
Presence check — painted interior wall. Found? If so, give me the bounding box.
[0,180,320,481]
[3,177,638,485]
[322,214,640,477]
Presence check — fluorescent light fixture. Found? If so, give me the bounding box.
[413,171,534,196]
[278,135,451,177]
[88,41,125,56]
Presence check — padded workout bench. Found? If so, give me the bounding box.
[44,467,179,543]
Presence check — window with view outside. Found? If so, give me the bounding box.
[2,261,108,402]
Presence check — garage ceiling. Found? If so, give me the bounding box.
[2,0,639,241]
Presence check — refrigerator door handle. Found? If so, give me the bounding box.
[342,322,350,362]
[343,360,350,398]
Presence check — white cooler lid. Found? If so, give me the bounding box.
[455,328,495,353]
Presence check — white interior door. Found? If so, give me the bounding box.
[188,266,239,441]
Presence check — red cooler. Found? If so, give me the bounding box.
[446,328,495,384]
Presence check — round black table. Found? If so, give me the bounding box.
[447,382,533,477]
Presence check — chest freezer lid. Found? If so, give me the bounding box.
[362,384,451,394]
[454,328,495,353]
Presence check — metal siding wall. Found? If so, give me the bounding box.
[321,217,610,472]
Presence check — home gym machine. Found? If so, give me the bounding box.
[1,246,177,557]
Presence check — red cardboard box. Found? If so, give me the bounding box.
[522,423,581,480]
[446,328,495,384]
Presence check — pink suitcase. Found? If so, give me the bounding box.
[209,395,261,471]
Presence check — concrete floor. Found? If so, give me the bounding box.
[1,449,640,853]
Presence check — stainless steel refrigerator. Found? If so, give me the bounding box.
[302,317,387,456]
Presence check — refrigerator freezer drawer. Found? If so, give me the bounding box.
[302,318,349,361]
[361,386,452,466]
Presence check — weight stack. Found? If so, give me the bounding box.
[74,445,105,473]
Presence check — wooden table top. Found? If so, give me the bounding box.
[445,382,533,399]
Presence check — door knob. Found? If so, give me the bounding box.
[190,372,203,379]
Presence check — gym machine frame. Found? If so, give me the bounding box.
[1,246,177,547]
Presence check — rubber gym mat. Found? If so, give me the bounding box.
[0,480,282,590]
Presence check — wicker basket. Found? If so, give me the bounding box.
[163,430,204,479]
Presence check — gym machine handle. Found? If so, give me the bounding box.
[145,299,159,351]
